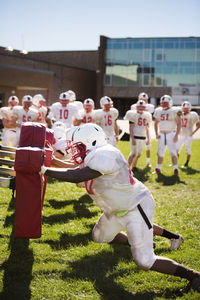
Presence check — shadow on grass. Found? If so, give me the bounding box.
[0,197,34,300]
[60,246,187,299]
[155,173,186,186]
[132,166,152,182]
[180,166,200,175]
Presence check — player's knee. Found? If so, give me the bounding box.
[132,247,156,270]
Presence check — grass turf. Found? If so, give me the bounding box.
[0,139,200,299]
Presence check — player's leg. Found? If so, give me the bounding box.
[167,132,179,174]
[155,134,165,173]
[184,136,193,167]
[146,140,151,167]
[153,224,184,250]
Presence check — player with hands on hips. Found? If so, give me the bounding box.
[77,98,96,125]
[124,100,152,171]
[95,96,119,147]
[154,95,181,175]
[177,101,200,167]
[1,96,19,147]
[41,123,200,292]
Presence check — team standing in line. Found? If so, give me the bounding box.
[1,90,200,291]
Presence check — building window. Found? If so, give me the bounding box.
[143,49,151,61]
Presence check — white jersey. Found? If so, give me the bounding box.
[124,110,152,137]
[73,101,83,110]
[12,106,39,125]
[79,109,97,124]
[131,103,155,114]
[95,108,119,137]
[33,105,48,124]
[154,107,179,132]
[1,106,17,129]
[180,111,200,137]
[47,102,81,128]
[84,144,148,215]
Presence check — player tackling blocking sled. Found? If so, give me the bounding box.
[41,123,200,291]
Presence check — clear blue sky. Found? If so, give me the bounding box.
[1,0,200,52]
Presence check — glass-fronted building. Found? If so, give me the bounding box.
[97,36,200,115]
[105,37,200,88]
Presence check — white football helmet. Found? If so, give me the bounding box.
[59,92,70,107]
[138,92,149,102]
[136,100,146,112]
[8,95,19,106]
[160,95,173,109]
[71,123,107,164]
[22,95,33,109]
[83,98,94,113]
[52,121,66,140]
[100,96,113,110]
[32,94,46,107]
[67,90,76,102]
[182,101,191,114]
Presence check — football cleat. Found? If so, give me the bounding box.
[174,169,179,175]
[155,168,161,174]
[170,235,184,250]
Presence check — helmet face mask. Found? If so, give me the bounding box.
[136,100,146,113]
[182,101,191,114]
[8,96,19,107]
[83,98,94,113]
[160,95,173,109]
[59,92,70,107]
[71,123,107,164]
[22,95,32,109]
[100,96,113,111]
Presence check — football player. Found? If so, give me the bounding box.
[1,96,19,146]
[154,95,181,175]
[46,91,82,129]
[32,94,48,125]
[177,101,200,167]
[41,123,200,291]
[77,98,96,125]
[95,96,119,147]
[124,100,152,171]
[131,92,154,167]
[12,95,39,146]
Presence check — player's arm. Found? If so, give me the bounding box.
[2,118,16,128]
[145,124,150,145]
[154,119,160,139]
[114,120,119,141]
[129,122,136,145]
[191,121,200,136]
[73,118,82,126]
[41,166,102,183]
[174,114,181,142]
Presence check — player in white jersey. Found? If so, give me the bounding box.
[124,100,152,171]
[32,94,48,125]
[41,123,200,292]
[154,95,181,175]
[131,93,154,166]
[12,95,39,146]
[66,89,83,110]
[95,96,119,147]
[77,98,97,125]
[46,92,82,129]
[176,101,200,167]
[1,96,19,146]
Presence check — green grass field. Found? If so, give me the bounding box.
[0,140,200,299]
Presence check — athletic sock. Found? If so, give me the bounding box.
[174,265,200,281]
[173,164,178,170]
[162,229,179,240]
[156,164,161,170]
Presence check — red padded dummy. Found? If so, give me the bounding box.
[15,147,44,238]
[15,122,46,238]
